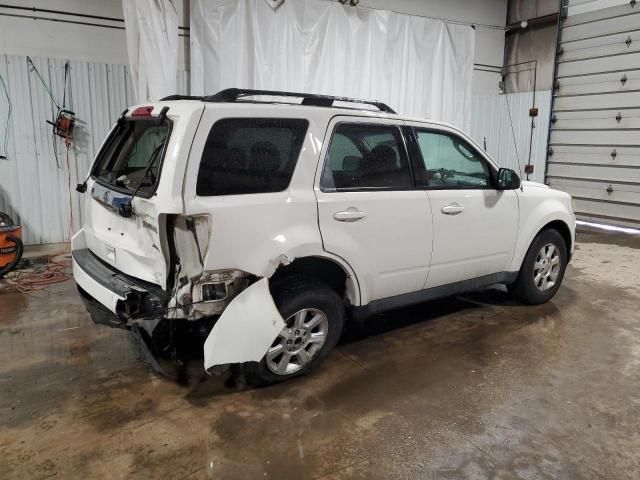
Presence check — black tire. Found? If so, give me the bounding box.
[235,275,345,387]
[509,228,568,305]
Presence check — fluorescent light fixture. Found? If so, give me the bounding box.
[576,220,640,235]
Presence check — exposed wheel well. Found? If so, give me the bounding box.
[540,220,572,252]
[270,257,352,301]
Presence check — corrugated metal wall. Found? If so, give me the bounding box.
[0,53,548,245]
[0,54,189,245]
[547,1,640,227]
[470,90,552,184]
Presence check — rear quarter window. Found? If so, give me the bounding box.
[196,118,309,196]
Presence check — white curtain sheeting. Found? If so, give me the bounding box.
[123,0,178,102]
[190,0,475,131]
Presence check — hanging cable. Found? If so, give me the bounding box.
[62,62,70,110]
[26,57,75,170]
[65,141,74,241]
[0,73,10,160]
[26,56,61,109]
[504,93,522,177]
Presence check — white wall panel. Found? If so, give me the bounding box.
[470,90,551,184]
[0,54,188,245]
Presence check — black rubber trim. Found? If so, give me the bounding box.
[72,248,168,302]
[131,323,178,379]
[352,271,519,319]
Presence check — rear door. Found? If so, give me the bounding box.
[407,124,519,288]
[315,117,433,305]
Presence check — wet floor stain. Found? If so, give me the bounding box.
[1,232,640,479]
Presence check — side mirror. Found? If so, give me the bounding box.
[497,168,521,190]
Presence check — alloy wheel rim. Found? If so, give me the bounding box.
[266,308,329,375]
[533,243,561,292]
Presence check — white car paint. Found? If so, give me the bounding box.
[72,229,124,313]
[425,189,520,288]
[508,181,576,272]
[203,278,285,369]
[80,102,205,289]
[72,98,576,373]
[315,116,433,303]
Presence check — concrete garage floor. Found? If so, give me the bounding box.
[1,231,639,479]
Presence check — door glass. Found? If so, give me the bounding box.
[321,124,412,191]
[415,130,490,188]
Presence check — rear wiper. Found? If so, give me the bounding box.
[118,142,165,218]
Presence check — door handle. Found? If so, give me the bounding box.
[441,203,464,215]
[334,209,366,222]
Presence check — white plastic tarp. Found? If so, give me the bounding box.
[190,0,475,131]
[122,0,178,102]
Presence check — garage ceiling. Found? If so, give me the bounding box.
[547,1,640,227]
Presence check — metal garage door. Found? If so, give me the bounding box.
[547,1,640,227]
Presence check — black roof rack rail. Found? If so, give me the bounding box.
[159,94,205,101]
[203,88,397,114]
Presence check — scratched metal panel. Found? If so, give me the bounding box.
[470,90,551,184]
[548,3,640,226]
[0,54,190,245]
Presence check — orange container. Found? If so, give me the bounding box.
[0,225,22,268]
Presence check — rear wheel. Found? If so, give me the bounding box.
[236,275,344,387]
[510,228,568,305]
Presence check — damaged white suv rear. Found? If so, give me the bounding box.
[73,89,576,386]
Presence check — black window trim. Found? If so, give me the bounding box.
[90,117,173,199]
[195,116,310,197]
[408,126,499,191]
[319,121,417,193]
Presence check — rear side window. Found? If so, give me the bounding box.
[321,123,412,191]
[196,118,309,196]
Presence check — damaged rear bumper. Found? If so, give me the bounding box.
[72,248,168,325]
[73,248,287,377]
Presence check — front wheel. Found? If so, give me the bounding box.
[509,228,568,305]
[235,275,345,387]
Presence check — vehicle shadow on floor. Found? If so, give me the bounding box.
[182,285,562,400]
[339,286,518,346]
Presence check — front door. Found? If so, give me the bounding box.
[315,117,433,305]
[408,125,519,288]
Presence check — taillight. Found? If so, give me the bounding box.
[131,106,154,117]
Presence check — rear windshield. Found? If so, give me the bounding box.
[92,119,171,197]
[196,118,309,196]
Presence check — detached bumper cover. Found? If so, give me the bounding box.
[72,248,168,322]
[204,278,285,371]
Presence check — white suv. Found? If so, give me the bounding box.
[72,89,575,385]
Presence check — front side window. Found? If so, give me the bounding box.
[92,120,170,196]
[415,130,491,188]
[321,123,412,191]
[196,118,308,196]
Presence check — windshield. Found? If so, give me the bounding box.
[92,119,171,196]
